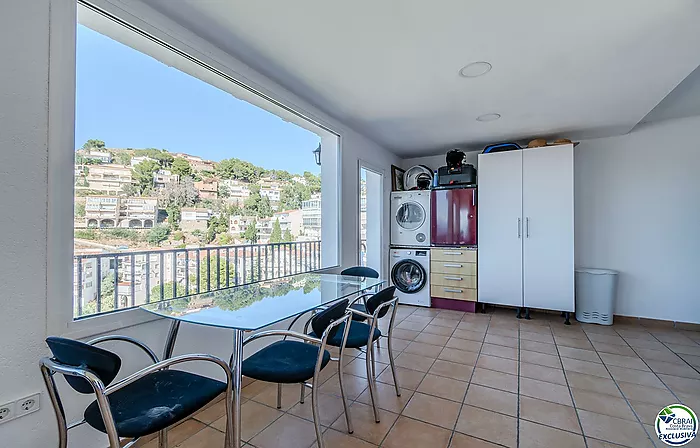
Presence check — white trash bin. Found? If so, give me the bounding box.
[575,268,618,325]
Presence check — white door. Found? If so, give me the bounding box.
[477,151,523,307]
[522,145,574,312]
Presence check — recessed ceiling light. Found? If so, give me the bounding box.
[459,61,492,78]
[476,113,501,122]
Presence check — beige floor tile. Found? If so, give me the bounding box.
[521,339,559,356]
[243,380,274,399]
[250,414,319,448]
[666,343,700,356]
[658,373,700,395]
[519,350,562,369]
[628,400,665,425]
[520,330,555,344]
[429,359,474,382]
[452,329,487,342]
[288,392,349,427]
[519,395,581,433]
[464,384,518,417]
[635,347,685,363]
[455,405,517,448]
[176,426,225,448]
[396,320,429,332]
[679,353,700,369]
[193,397,227,424]
[383,416,452,448]
[345,357,387,378]
[592,341,638,357]
[405,315,435,325]
[520,376,573,406]
[391,328,420,341]
[251,383,308,411]
[446,337,483,353]
[561,357,611,379]
[423,325,458,337]
[585,437,636,448]
[586,332,627,346]
[356,381,413,414]
[571,388,638,421]
[648,360,700,379]
[519,419,586,448]
[577,409,653,448]
[404,341,444,358]
[558,346,602,363]
[484,334,519,348]
[412,308,442,317]
[330,401,397,445]
[317,429,376,448]
[439,347,480,366]
[618,381,676,405]
[520,362,567,385]
[449,432,502,447]
[471,367,518,393]
[402,392,462,429]
[599,352,650,371]
[394,352,436,372]
[566,372,622,397]
[556,336,595,350]
[141,419,207,448]
[607,365,666,388]
[376,365,426,390]
[432,317,461,329]
[385,337,410,352]
[319,373,368,401]
[480,343,518,360]
[487,327,519,339]
[475,354,518,375]
[624,337,668,351]
[415,331,451,345]
[458,322,489,333]
[417,373,468,402]
[211,400,283,441]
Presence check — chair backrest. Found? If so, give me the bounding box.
[341,266,379,279]
[366,286,397,319]
[311,299,349,340]
[46,337,122,394]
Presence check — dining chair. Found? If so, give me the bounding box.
[241,299,353,448]
[40,335,234,448]
[307,286,400,424]
[340,266,380,323]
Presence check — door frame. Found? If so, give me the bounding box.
[358,160,385,276]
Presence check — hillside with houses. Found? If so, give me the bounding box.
[74,139,321,252]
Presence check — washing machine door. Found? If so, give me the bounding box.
[391,259,427,294]
[395,201,426,231]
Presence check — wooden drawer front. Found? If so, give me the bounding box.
[431,285,477,302]
[431,261,476,276]
[431,274,477,289]
[432,249,477,263]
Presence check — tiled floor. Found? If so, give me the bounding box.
[142,306,700,448]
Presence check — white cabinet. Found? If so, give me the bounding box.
[478,144,574,314]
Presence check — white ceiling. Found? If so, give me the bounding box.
[142,0,700,156]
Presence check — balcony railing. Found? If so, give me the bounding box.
[73,240,321,319]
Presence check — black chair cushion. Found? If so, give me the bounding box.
[242,340,330,384]
[349,303,368,322]
[314,321,381,349]
[46,337,122,394]
[84,370,225,438]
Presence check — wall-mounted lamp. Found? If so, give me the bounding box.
[312,144,321,166]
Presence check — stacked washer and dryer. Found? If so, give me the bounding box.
[390,191,431,307]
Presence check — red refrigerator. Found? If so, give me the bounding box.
[431,187,477,246]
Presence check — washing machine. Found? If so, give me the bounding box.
[390,191,430,247]
[390,247,431,307]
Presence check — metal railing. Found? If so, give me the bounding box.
[73,240,321,318]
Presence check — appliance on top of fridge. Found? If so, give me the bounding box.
[430,187,477,246]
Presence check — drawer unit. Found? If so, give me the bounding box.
[431,248,477,263]
[431,247,477,302]
[431,261,477,276]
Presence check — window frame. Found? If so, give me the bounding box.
[47,0,342,337]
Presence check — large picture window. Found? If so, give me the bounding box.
[72,4,339,319]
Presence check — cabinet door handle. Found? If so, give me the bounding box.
[443,251,462,255]
[443,263,462,268]
[444,276,463,281]
[518,218,521,239]
[526,217,530,238]
[444,288,463,293]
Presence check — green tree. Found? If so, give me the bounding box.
[82,139,105,150]
[115,152,132,166]
[243,185,273,218]
[132,159,160,194]
[279,182,311,210]
[165,204,182,229]
[303,171,321,193]
[74,229,97,240]
[146,224,170,245]
[171,157,192,177]
[242,219,259,243]
[218,183,230,198]
[216,158,264,182]
[269,218,282,243]
[152,151,174,168]
[75,202,86,218]
[283,229,294,242]
[194,255,235,292]
[151,282,187,301]
[121,183,140,197]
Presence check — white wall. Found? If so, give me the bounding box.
[0,1,398,447]
[575,116,700,324]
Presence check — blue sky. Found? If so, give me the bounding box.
[75,25,320,175]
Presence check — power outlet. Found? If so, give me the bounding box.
[0,402,15,424]
[15,393,40,418]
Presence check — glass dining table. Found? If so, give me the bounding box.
[140,272,384,448]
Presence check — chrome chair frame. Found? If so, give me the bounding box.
[40,336,234,448]
[243,311,353,448]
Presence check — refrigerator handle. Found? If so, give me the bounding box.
[526,217,530,238]
[517,218,521,239]
[472,189,476,206]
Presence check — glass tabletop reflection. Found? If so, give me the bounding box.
[140,273,383,331]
